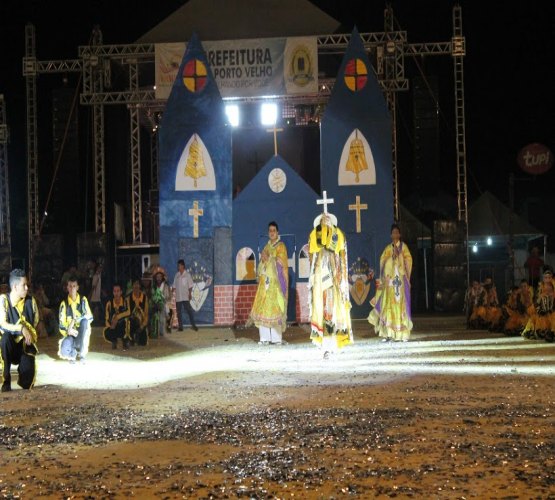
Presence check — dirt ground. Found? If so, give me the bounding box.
[1,315,554,499]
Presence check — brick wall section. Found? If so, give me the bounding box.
[296,282,309,323]
[233,284,258,325]
[213,285,235,326]
[217,283,309,326]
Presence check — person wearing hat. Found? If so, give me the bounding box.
[151,269,171,337]
[307,212,353,358]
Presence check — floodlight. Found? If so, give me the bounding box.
[260,103,278,126]
[225,104,240,127]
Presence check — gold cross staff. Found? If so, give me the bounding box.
[188,200,204,238]
[348,195,368,233]
[266,123,284,156]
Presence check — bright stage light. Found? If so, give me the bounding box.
[486,236,492,246]
[225,104,240,127]
[472,243,478,253]
[260,102,278,126]
[33,335,555,391]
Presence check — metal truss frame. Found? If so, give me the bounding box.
[128,60,143,243]
[0,95,11,253]
[23,6,466,255]
[24,24,39,271]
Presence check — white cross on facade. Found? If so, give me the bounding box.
[316,190,334,213]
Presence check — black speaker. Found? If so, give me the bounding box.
[77,232,108,257]
[433,243,467,266]
[33,234,63,256]
[433,265,466,289]
[433,220,465,243]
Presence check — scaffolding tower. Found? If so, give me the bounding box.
[0,94,11,270]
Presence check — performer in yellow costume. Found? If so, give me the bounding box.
[0,269,39,392]
[248,221,289,345]
[523,268,555,342]
[368,224,413,342]
[308,213,352,357]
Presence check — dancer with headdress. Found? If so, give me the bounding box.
[308,202,352,358]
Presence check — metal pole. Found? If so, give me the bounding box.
[423,246,429,310]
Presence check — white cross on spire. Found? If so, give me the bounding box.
[316,190,334,213]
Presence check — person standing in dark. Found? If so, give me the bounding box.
[172,259,198,332]
[524,246,544,290]
[89,263,104,324]
[128,279,149,346]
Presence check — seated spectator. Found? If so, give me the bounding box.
[128,279,149,346]
[103,283,131,350]
[465,280,487,329]
[523,269,555,341]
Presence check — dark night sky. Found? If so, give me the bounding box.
[0,0,553,256]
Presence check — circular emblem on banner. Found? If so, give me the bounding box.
[268,168,287,193]
[289,45,313,87]
[517,143,553,175]
[182,59,208,93]
[344,58,368,91]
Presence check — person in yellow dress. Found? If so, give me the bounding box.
[308,213,352,357]
[247,221,289,345]
[368,224,413,342]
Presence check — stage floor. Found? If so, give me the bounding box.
[2,315,554,498]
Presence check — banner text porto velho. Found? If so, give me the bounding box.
[208,48,273,79]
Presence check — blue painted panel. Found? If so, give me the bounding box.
[158,33,232,286]
[177,237,214,325]
[233,155,318,288]
[320,29,393,318]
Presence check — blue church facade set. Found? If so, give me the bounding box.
[158,29,393,323]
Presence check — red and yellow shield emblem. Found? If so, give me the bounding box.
[344,58,368,92]
[182,59,208,93]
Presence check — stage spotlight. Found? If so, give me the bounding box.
[260,102,278,126]
[472,243,478,253]
[486,237,492,246]
[225,104,240,127]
